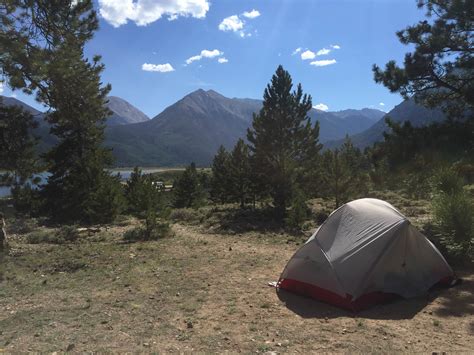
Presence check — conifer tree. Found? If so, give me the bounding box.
[173,163,205,208]
[321,137,368,208]
[210,145,231,204]
[0,1,124,223]
[0,100,39,185]
[373,0,474,119]
[247,65,321,218]
[228,139,252,208]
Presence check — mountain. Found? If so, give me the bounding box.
[324,99,447,149]
[333,108,385,123]
[105,89,386,166]
[0,95,56,152]
[106,96,149,125]
[105,89,262,166]
[308,108,385,142]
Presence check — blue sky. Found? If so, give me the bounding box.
[1,0,427,117]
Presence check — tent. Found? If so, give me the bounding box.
[278,198,455,311]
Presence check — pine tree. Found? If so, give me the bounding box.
[372,0,474,119]
[247,65,322,218]
[125,167,162,216]
[228,139,252,208]
[173,163,205,208]
[0,100,39,185]
[210,146,231,204]
[0,1,124,224]
[321,137,368,209]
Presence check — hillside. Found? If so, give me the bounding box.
[0,96,56,153]
[324,99,447,149]
[106,96,149,125]
[106,89,385,166]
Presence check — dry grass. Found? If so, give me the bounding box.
[0,195,473,352]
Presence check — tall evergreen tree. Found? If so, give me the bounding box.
[373,0,474,119]
[247,65,321,217]
[173,163,205,208]
[228,139,252,208]
[0,1,124,223]
[0,99,39,185]
[210,145,231,204]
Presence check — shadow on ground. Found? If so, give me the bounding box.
[277,288,431,320]
[433,276,474,318]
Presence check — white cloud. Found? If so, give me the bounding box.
[218,15,244,32]
[186,49,223,65]
[218,57,228,64]
[331,44,341,49]
[142,63,175,72]
[310,59,337,67]
[316,48,331,56]
[301,50,316,60]
[219,10,259,37]
[379,102,385,106]
[292,47,302,55]
[98,0,210,27]
[313,103,329,111]
[242,9,260,19]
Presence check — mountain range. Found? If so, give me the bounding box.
[105,89,385,166]
[1,89,446,166]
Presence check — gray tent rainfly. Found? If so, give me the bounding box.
[278,198,455,310]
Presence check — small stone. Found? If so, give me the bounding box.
[187,321,193,329]
[143,343,150,347]
[229,246,232,251]
[66,344,75,351]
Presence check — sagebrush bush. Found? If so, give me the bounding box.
[26,230,56,244]
[169,208,202,223]
[26,225,79,244]
[123,222,172,242]
[56,225,79,243]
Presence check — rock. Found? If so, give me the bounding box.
[143,342,150,347]
[187,321,193,329]
[229,246,232,251]
[66,344,75,351]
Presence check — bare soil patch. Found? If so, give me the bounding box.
[0,217,473,352]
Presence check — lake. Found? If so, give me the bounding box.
[0,168,175,197]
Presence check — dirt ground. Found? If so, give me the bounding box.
[0,217,473,353]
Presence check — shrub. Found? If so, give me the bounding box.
[315,211,329,225]
[431,168,464,195]
[432,192,473,261]
[55,225,80,243]
[123,222,172,242]
[124,204,172,242]
[431,168,473,262]
[169,208,202,223]
[285,192,310,230]
[26,225,79,244]
[26,230,56,244]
